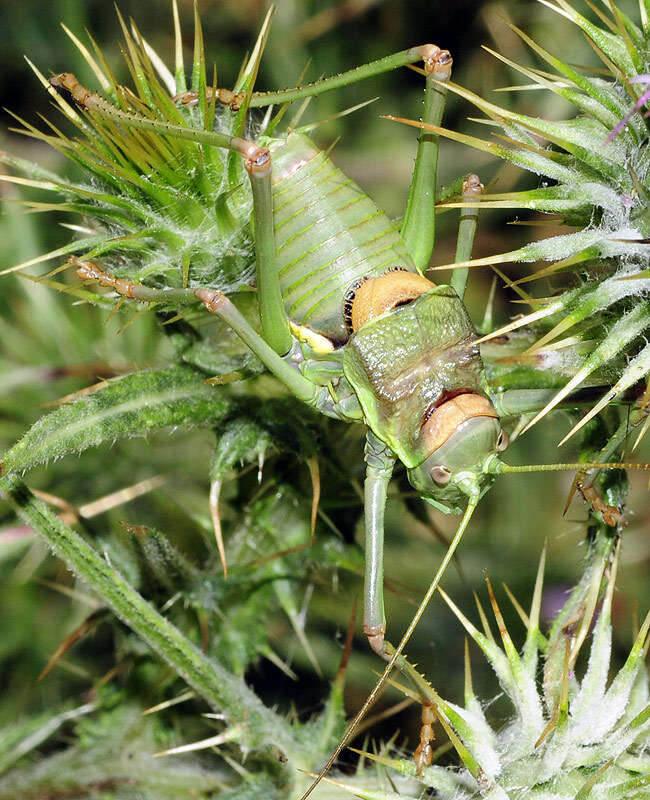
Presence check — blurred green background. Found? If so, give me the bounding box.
[1,0,648,756]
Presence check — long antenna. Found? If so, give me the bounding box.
[299,498,478,800]
[497,460,650,474]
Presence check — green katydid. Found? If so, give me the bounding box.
[39,11,650,796]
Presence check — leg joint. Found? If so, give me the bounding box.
[364,624,388,658]
[195,288,227,313]
[418,45,452,79]
[242,143,271,176]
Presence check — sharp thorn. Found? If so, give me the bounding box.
[306,456,320,543]
[209,478,227,578]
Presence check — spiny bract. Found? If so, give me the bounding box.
[403,0,650,450]
[327,534,649,800]
[1,2,649,800]
[3,3,258,294]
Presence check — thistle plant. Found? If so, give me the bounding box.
[1,2,649,800]
[390,0,650,452]
[316,529,650,800]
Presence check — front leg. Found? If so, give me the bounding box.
[363,430,396,657]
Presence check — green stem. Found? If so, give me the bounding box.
[0,475,299,756]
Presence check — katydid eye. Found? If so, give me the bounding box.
[430,465,452,485]
[496,430,509,452]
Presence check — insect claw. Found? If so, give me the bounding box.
[209,478,227,578]
[414,701,437,774]
[576,478,624,528]
[49,72,96,107]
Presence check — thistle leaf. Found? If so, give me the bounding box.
[560,341,650,444]
[126,524,201,592]
[437,587,518,702]
[570,546,618,741]
[538,0,638,74]
[521,305,650,432]
[0,476,303,758]
[0,701,96,775]
[504,17,642,133]
[1,367,233,474]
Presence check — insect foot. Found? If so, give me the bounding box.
[414,701,437,775]
[172,86,245,111]
[72,256,142,299]
[50,72,98,107]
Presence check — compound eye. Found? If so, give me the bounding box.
[430,465,452,485]
[496,429,509,452]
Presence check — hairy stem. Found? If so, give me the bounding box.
[0,475,300,757]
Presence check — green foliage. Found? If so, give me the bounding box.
[1,2,649,800]
[0,697,232,800]
[424,0,650,450]
[334,533,650,800]
[2,13,255,294]
[2,366,233,473]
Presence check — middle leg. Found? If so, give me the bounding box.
[363,430,396,657]
[401,46,453,273]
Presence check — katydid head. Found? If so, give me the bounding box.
[342,281,508,512]
[407,394,508,511]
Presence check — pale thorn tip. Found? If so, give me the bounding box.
[306,456,320,542]
[209,478,227,578]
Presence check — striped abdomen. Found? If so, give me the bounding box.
[270,133,417,343]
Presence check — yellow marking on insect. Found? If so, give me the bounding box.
[289,321,334,352]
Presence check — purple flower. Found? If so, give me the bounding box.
[621,193,635,210]
[607,74,650,141]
